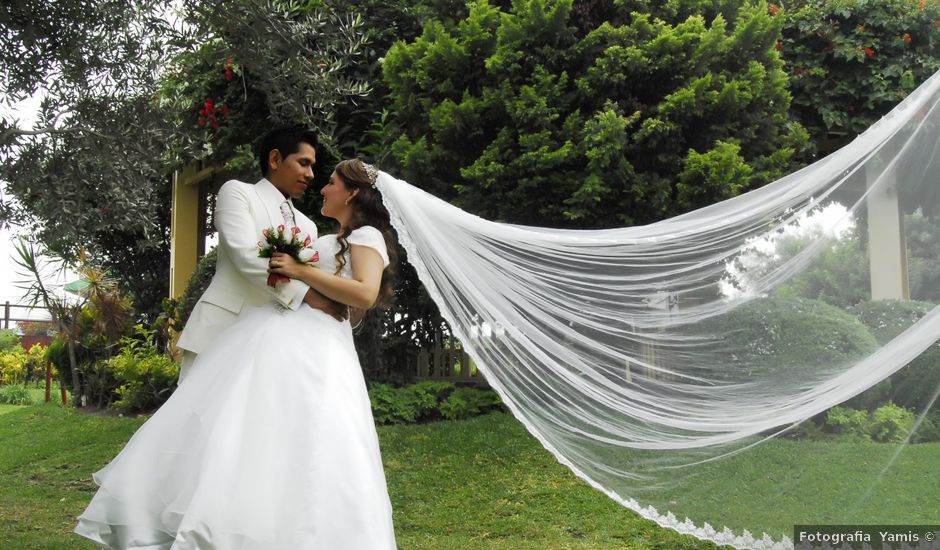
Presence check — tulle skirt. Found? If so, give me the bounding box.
[74,305,397,549]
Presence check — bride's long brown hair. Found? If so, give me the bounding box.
[333,159,398,308]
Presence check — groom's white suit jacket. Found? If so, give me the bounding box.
[176,178,318,355]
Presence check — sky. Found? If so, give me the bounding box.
[1,93,74,324]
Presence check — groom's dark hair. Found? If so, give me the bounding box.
[258,126,319,176]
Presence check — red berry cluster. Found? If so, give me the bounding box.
[198,97,230,129]
[225,58,235,81]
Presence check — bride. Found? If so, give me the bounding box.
[74,159,398,549]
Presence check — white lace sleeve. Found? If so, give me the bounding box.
[347,226,390,268]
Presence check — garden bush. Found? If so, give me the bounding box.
[823,406,870,440]
[176,248,218,330]
[779,0,940,144]
[368,380,503,424]
[912,409,940,444]
[75,326,180,411]
[812,403,927,443]
[44,338,70,388]
[694,296,878,381]
[0,329,20,352]
[0,345,27,385]
[82,360,122,408]
[109,351,179,412]
[849,300,940,412]
[0,384,33,405]
[868,402,916,443]
[440,386,505,420]
[23,343,47,383]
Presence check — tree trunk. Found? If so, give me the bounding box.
[68,340,82,407]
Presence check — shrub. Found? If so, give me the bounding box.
[23,343,46,383]
[0,345,27,385]
[177,248,218,330]
[868,402,916,443]
[369,381,454,424]
[44,338,70,389]
[0,329,20,352]
[76,325,180,412]
[849,300,940,412]
[912,409,940,444]
[406,380,455,411]
[0,384,33,405]
[439,386,505,420]
[823,406,870,440]
[368,381,504,424]
[850,300,935,344]
[780,0,940,144]
[785,418,826,441]
[82,360,121,408]
[369,383,415,424]
[694,296,878,382]
[109,351,180,412]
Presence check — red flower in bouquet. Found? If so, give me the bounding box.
[258,226,318,287]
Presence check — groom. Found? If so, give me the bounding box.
[176,126,346,383]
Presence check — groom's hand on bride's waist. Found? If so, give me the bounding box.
[303,288,349,322]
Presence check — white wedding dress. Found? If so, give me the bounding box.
[75,227,397,550]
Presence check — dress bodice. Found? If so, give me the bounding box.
[310,226,389,279]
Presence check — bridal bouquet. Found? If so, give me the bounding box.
[257,225,319,287]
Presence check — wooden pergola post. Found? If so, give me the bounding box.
[169,164,213,298]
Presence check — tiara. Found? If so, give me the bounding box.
[362,162,379,188]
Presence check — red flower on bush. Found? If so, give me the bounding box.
[225,58,234,81]
[795,67,802,75]
[862,47,875,58]
[769,3,779,15]
[775,41,782,50]
[198,97,214,117]
[902,33,912,44]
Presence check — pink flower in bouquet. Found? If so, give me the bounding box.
[291,226,301,235]
[262,228,270,238]
[277,224,285,234]
[303,235,311,247]
[298,248,319,263]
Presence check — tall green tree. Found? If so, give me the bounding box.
[0,0,379,319]
[383,0,811,228]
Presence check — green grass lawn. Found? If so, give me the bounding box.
[0,403,718,549]
[1,399,937,549]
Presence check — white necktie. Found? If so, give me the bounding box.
[280,200,296,227]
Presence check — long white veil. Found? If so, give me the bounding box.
[374,70,940,548]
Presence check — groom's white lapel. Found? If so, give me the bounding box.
[254,177,291,228]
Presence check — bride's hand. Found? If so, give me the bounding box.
[268,252,307,280]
